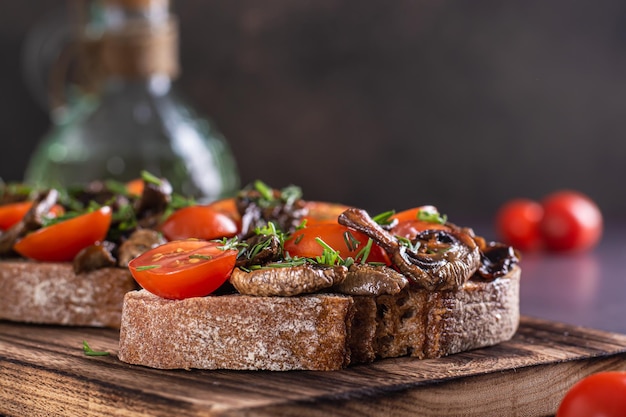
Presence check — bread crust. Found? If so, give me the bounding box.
[118,267,521,371]
[0,260,136,328]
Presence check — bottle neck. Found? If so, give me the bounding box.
[83,0,179,82]
[102,73,173,97]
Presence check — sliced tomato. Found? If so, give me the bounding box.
[284,223,390,265]
[391,205,440,223]
[207,197,241,225]
[0,201,65,231]
[13,206,112,262]
[302,201,351,225]
[392,219,450,241]
[160,205,239,241]
[128,240,238,299]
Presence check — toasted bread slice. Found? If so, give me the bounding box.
[118,267,520,371]
[0,260,136,328]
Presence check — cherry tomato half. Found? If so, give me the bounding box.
[160,205,239,241]
[495,198,544,252]
[0,201,65,231]
[284,223,390,265]
[13,206,112,262]
[540,190,603,252]
[556,371,626,417]
[302,201,351,225]
[392,219,450,241]
[128,240,238,299]
[391,205,440,223]
[206,197,241,226]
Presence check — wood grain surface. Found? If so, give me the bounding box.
[2,316,626,417]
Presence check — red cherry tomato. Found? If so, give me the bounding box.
[207,197,241,226]
[556,371,626,417]
[540,190,603,252]
[391,205,440,223]
[392,219,450,241]
[13,206,112,262]
[128,240,238,299]
[302,201,351,225]
[284,223,390,265]
[0,201,65,231]
[495,199,544,252]
[160,205,239,241]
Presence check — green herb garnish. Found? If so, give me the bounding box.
[189,254,212,260]
[314,237,344,266]
[372,210,396,226]
[417,208,447,224]
[396,236,421,253]
[141,170,162,186]
[83,341,110,357]
[354,238,374,264]
[135,265,161,271]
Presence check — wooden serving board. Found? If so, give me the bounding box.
[2,316,626,417]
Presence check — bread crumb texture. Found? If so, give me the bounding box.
[119,291,354,371]
[0,260,135,328]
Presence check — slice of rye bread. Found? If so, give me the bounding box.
[0,260,136,328]
[118,266,521,371]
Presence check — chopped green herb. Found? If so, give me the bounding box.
[254,180,274,201]
[372,210,396,226]
[189,254,212,260]
[314,237,344,266]
[104,179,131,196]
[141,170,162,186]
[135,265,161,271]
[83,341,110,357]
[417,208,447,224]
[216,237,242,252]
[343,231,360,252]
[354,238,374,264]
[295,219,308,230]
[280,184,302,205]
[396,236,421,253]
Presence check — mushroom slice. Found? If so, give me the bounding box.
[230,264,348,296]
[73,241,116,273]
[117,229,166,267]
[331,264,409,296]
[338,208,480,291]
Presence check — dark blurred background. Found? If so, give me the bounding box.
[1,0,625,224]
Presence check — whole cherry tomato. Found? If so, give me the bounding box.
[495,198,544,252]
[13,206,112,262]
[0,201,65,231]
[284,223,390,265]
[128,240,238,299]
[540,190,603,252]
[556,371,626,417]
[160,205,239,241]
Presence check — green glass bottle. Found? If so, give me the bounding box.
[25,0,239,201]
